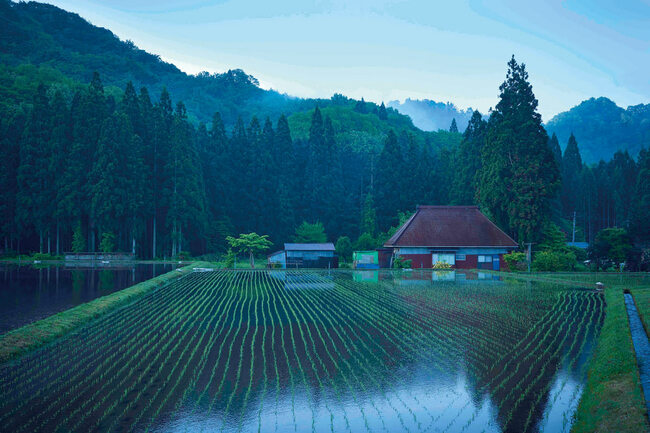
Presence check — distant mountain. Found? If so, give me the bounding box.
[388,99,475,132]
[0,0,451,149]
[545,97,650,164]
[0,0,314,127]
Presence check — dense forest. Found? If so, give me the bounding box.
[1,56,648,262]
[0,1,648,266]
[0,71,455,257]
[546,97,650,164]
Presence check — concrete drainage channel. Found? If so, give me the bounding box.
[624,290,650,414]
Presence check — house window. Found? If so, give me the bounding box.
[432,253,455,265]
[478,255,493,263]
[455,254,466,261]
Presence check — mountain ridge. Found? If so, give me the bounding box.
[546,96,650,164]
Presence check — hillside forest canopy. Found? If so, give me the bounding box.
[1,53,649,266]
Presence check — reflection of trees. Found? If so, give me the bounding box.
[389,273,603,433]
[98,270,114,293]
[0,270,603,432]
[71,270,84,293]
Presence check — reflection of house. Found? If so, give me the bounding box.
[267,243,338,269]
[383,206,518,270]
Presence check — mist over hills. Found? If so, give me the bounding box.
[388,99,475,132]
[389,95,650,165]
[1,0,647,165]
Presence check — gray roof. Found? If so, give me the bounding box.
[284,243,336,251]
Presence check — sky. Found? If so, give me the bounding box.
[41,0,650,121]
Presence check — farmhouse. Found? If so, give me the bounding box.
[268,243,338,269]
[383,206,518,270]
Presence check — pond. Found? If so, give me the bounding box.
[0,269,603,432]
[0,263,179,334]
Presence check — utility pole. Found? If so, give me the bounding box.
[572,211,576,243]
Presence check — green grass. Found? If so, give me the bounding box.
[0,261,211,364]
[571,285,648,433]
[493,271,650,433]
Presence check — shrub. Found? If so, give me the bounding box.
[533,250,577,272]
[355,232,377,251]
[31,252,58,261]
[71,223,85,253]
[335,236,352,263]
[176,251,192,260]
[393,255,412,269]
[99,232,115,253]
[223,248,235,268]
[432,261,452,269]
[503,252,527,271]
[567,245,588,262]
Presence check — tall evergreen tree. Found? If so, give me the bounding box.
[632,148,650,244]
[16,84,52,252]
[561,133,583,217]
[378,102,388,120]
[451,110,486,205]
[0,108,25,253]
[449,118,459,133]
[50,90,70,254]
[151,87,174,257]
[375,130,404,230]
[549,133,562,165]
[609,150,637,227]
[476,56,560,243]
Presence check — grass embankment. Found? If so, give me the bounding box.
[493,271,650,432]
[0,261,212,364]
[571,285,648,433]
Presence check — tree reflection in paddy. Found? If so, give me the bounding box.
[0,270,602,433]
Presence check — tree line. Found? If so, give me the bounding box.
[0,72,448,257]
[1,57,648,260]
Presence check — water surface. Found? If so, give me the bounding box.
[0,263,178,334]
[0,269,603,432]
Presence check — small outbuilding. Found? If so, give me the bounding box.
[268,243,338,269]
[383,206,518,270]
[353,251,379,269]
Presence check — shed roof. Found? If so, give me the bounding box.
[384,206,517,248]
[284,243,336,251]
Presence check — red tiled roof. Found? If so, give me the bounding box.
[384,206,518,248]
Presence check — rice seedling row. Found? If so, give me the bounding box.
[0,270,603,433]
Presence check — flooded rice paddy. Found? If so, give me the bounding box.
[0,263,179,335]
[0,269,603,432]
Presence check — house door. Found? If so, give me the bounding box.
[492,255,500,271]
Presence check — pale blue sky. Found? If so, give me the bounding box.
[43,0,649,120]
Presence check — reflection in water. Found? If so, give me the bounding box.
[0,270,603,432]
[0,263,178,334]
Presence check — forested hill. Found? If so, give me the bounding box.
[0,0,307,126]
[0,0,449,150]
[546,97,650,164]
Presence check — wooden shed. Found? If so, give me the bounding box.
[268,243,338,269]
